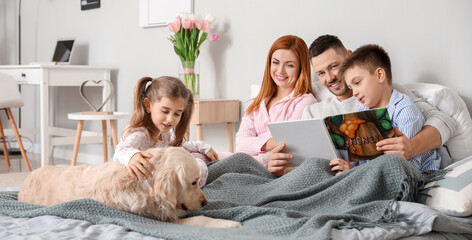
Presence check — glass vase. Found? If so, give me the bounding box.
[179,61,200,98]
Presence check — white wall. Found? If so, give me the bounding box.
[0,0,19,65]
[7,0,472,162]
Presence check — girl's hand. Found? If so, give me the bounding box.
[329,158,354,175]
[128,151,155,180]
[205,148,219,162]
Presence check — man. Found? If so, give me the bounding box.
[267,35,455,176]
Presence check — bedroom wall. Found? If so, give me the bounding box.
[6,0,472,163]
[0,0,18,65]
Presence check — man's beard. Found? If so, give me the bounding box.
[329,80,350,97]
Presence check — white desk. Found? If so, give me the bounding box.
[0,65,111,167]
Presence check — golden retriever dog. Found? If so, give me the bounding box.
[18,147,241,228]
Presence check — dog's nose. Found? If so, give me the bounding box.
[201,199,208,207]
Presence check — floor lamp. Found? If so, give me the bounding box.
[18,0,21,66]
[5,0,22,156]
[17,0,22,131]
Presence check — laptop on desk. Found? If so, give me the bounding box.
[52,39,75,64]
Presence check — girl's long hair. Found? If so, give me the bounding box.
[245,35,314,115]
[125,76,193,146]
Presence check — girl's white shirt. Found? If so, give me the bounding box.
[113,127,211,167]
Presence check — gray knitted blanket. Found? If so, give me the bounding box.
[0,153,423,240]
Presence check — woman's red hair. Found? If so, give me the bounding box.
[245,35,314,115]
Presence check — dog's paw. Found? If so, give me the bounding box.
[176,216,242,228]
[211,219,242,228]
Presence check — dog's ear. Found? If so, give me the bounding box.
[145,147,166,166]
[152,164,184,209]
[174,164,188,189]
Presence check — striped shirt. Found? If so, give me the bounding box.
[353,89,441,174]
[235,91,317,166]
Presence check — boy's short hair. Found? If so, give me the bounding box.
[338,44,392,85]
[309,34,347,59]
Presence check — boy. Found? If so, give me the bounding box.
[335,44,441,175]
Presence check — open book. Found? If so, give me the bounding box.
[268,107,395,167]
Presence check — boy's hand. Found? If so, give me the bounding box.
[267,143,294,176]
[128,151,155,180]
[329,158,354,175]
[376,127,413,160]
[205,148,219,162]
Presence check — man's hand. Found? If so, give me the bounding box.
[128,151,154,180]
[267,143,294,176]
[376,127,414,160]
[329,158,354,175]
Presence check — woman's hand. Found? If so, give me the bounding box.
[205,148,219,162]
[329,158,354,175]
[262,138,277,152]
[267,143,295,176]
[128,151,154,180]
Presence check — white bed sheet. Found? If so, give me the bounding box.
[332,201,472,240]
[0,214,162,240]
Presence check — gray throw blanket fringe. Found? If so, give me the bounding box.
[0,153,425,240]
[418,168,451,202]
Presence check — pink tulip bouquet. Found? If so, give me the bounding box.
[168,13,219,96]
[168,13,219,62]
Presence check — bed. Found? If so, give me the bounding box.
[1,83,472,240]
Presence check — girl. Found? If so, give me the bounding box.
[235,35,317,171]
[113,76,218,187]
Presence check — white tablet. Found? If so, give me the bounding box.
[268,118,339,167]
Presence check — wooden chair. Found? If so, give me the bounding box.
[68,112,129,165]
[0,73,31,171]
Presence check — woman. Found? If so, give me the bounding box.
[235,35,317,168]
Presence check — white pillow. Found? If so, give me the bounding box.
[403,83,472,162]
[420,156,472,216]
[312,81,332,101]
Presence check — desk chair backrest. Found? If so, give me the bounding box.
[0,72,31,171]
[0,73,24,109]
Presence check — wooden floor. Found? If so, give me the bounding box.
[0,153,72,188]
[0,152,70,174]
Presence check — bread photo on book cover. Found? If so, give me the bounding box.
[324,108,396,162]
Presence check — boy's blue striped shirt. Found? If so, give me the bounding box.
[352,89,441,175]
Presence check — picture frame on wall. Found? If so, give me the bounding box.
[139,0,194,28]
[81,0,101,11]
